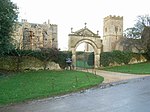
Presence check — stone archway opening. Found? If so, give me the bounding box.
[71,39,101,69]
[76,42,94,69]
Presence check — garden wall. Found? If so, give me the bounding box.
[0,56,61,71]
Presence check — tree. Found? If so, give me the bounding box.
[141,26,150,51]
[123,15,150,53]
[34,48,60,70]
[0,0,18,55]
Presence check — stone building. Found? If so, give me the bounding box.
[13,19,58,50]
[103,15,123,52]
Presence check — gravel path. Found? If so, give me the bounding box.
[80,69,149,83]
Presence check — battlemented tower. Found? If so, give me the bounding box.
[103,15,123,52]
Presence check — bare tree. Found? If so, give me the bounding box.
[123,15,150,53]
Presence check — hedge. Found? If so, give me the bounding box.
[100,50,133,67]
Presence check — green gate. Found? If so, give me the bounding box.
[76,51,94,69]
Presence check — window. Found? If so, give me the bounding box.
[119,28,121,32]
[115,26,118,33]
[105,28,107,32]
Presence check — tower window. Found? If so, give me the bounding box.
[119,28,121,32]
[105,28,107,32]
[115,26,118,33]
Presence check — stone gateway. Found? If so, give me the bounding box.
[68,15,124,69]
[68,25,103,69]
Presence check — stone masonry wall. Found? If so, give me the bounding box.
[0,56,61,71]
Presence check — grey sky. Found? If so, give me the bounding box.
[12,0,150,50]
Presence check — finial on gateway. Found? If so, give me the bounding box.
[84,22,87,28]
[71,27,73,33]
[97,30,99,35]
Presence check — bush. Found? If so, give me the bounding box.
[57,51,72,69]
[147,49,150,60]
[100,52,113,67]
[100,50,133,67]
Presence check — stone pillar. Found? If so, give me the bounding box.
[94,54,99,68]
[71,48,76,70]
[94,48,101,68]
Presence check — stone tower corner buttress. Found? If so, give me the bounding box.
[103,15,123,52]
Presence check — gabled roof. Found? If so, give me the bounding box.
[69,27,100,37]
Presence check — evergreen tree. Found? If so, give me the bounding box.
[0,0,18,55]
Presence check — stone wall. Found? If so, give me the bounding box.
[0,56,61,71]
[108,55,147,67]
[129,55,147,64]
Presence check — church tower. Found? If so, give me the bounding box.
[103,15,123,52]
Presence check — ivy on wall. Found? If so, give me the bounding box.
[100,50,133,67]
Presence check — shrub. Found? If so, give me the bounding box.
[147,49,150,60]
[57,51,72,69]
[100,50,133,67]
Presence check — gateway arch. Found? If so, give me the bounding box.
[68,25,103,69]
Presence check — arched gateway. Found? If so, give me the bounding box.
[68,25,103,69]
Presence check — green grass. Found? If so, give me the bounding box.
[0,70,103,105]
[103,62,150,74]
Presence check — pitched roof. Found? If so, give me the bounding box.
[69,27,100,37]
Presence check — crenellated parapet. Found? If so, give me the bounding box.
[104,15,123,21]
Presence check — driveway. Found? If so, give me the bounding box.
[0,70,149,112]
[82,69,149,83]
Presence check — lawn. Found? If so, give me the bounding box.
[103,62,150,74]
[0,70,104,105]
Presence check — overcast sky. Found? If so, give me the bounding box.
[12,0,150,50]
